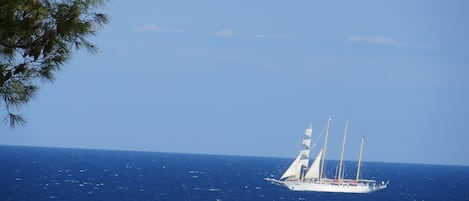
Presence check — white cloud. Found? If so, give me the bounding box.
[347,36,434,50]
[253,34,296,40]
[347,36,401,46]
[215,28,235,37]
[133,24,184,33]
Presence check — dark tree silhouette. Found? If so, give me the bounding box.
[0,0,108,127]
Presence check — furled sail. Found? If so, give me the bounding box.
[305,127,312,137]
[304,148,323,180]
[302,139,311,148]
[301,126,312,168]
[299,149,310,168]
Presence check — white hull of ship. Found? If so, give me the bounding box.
[266,178,387,193]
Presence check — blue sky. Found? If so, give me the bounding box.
[1,0,469,166]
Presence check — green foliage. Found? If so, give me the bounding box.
[0,0,108,127]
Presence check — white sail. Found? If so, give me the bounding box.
[281,125,312,180]
[299,149,310,168]
[302,139,311,148]
[304,148,323,180]
[305,127,312,137]
[301,126,312,168]
[280,154,302,180]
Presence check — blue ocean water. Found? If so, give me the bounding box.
[1,146,468,201]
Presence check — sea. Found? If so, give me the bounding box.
[1,145,468,201]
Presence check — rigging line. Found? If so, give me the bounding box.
[271,157,290,178]
[311,126,326,150]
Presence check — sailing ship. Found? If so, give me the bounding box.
[265,117,388,193]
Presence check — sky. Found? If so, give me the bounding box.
[1,0,469,166]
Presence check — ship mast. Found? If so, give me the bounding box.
[319,116,331,181]
[300,123,313,181]
[337,120,349,183]
[356,136,365,181]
